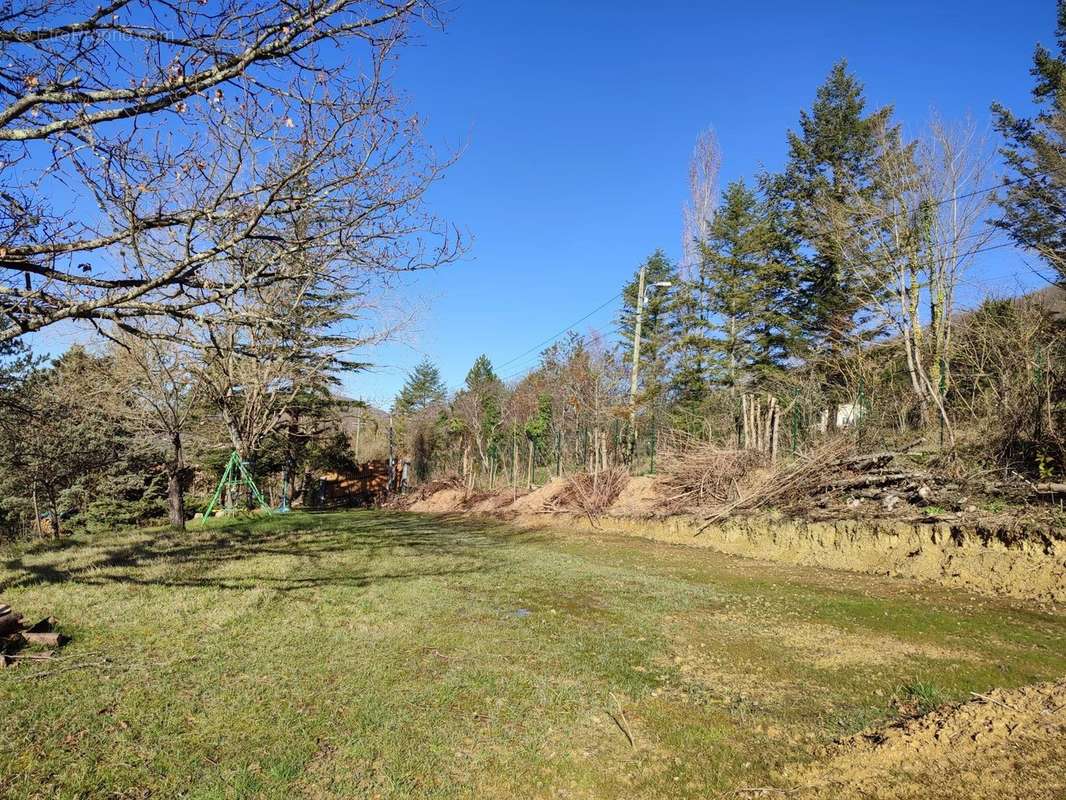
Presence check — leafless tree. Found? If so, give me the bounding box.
[101,327,203,528]
[823,116,994,445]
[681,128,721,277]
[0,1,459,341]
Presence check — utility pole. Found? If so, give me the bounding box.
[353,415,362,463]
[627,266,672,464]
[627,264,647,461]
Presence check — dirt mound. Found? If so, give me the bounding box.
[408,488,465,512]
[469,491,518,513]
[511,478,568,513]
[607,475,661,517]
[785,681,1066,798]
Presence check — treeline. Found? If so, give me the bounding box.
[0,319,383,537]
[3,4,1066,535]
[0,0,455,537]
[399,35,1066,486]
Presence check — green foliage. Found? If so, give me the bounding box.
[771,60,897,381]
[697,180,796,389]
[524,394,553,443]
[994,0,1066,286]
[394,358,447,414]
[896,680,946,716]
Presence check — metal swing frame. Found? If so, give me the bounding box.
[201,451,272,524]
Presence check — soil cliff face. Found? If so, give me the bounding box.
[534,513,1065,604]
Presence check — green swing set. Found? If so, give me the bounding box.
[201,451,272,523]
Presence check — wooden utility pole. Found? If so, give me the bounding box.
[627,264,647,460]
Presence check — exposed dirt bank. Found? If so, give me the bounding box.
[398,484,1065,604]
[783,680,1066,799]
[534,512,1066,605]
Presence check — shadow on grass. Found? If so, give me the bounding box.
[1,511,545,593]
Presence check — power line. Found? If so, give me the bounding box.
[495,292,622,370]
[501,323,628,382]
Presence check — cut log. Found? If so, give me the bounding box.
[0,612,24,636]
[831,452,895,470]
[1035,482,1066,494]
[26,617,56,634]
[822,473,920,491]
[21,631,67,647]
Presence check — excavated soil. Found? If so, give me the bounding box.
[400,481,1066,603]
[408,488,466,512]
[509,478,569,513]
[557,514,1066,604]
[606,475,661,517]
[783,681,1066,799]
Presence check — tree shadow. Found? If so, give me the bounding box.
[1,511,547,593]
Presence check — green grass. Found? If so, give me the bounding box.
[0,511,1063,799]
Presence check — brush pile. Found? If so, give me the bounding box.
[0,602,70,667]
[555,467,630,515]
[658,431,944,527]
[656,431,769,512]
[696,437,855,526]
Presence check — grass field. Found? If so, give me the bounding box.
[1,511,1063,799]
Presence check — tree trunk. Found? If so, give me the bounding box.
[47,491,60,538]
[167,433,186,530]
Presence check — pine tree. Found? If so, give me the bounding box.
[771,61,895,408]
[993,0,1066,286]
[698,181,794,391]
[668,271,715,416]
[454,355,504,471]
[394,359,447,415]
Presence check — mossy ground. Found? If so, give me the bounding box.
[1,510,1062,799]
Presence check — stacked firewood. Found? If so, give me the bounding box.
[0,603,69,667]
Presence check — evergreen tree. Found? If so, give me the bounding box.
[618,250,677,410]
[699,180,794,390]
[454,355,504,471]
[394,358,447,414]
[770,61,896,409]
[668,270,715,416]
[993,0,1066,286]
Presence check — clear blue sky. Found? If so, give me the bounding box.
[27,0,1060,407]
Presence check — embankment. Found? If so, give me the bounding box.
[517,511,1065,604]
[401,480,1065,604]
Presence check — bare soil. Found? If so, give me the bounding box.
[784,681,1066,799]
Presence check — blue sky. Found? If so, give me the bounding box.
[27,0,1060,407]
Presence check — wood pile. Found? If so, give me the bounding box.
[657,432,943,529]
[0,603,70,667]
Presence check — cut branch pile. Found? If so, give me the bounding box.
[555,467,630,516]
[0,603,70,667]
[695,437,856,528]
[657,431,939,530]
[656,430,769,512]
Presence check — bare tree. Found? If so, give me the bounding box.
[0,1,459,341]
[823,116,994,444]
[681,128,721,277]
[101,328,203,529]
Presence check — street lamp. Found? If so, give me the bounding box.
[628,267,673,461]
